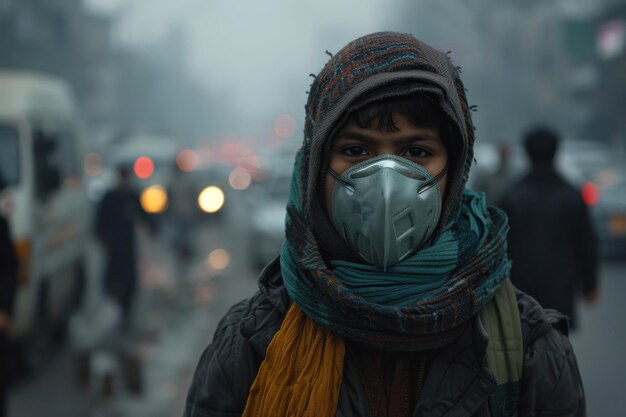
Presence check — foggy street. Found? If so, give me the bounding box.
[2,1,626,415]
[6,189,626,417]
[8,192,260,417]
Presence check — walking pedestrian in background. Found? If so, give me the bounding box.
[94,164,156,331]
[167,161,197,262]
[501,126,599,329]
[473,143,519,206]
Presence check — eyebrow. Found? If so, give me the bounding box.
[333,130,441,146]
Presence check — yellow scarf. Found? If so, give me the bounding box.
[243,279,522,417]
[242,304,346,417]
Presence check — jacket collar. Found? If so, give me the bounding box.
[257,256,290,314]
[243,257,290,356]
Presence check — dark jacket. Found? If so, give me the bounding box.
[500,166,598,328]
[184,259,586,417]
[95,187,153,296]
[0,213,19,318]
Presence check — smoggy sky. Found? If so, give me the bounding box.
[84,0,396,131]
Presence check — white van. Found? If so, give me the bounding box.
[0,71,89,361]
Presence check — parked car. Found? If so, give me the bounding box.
[0,70,89,369]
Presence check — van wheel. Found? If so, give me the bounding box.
[22,284,53,374]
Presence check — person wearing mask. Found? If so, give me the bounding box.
[184,32,586,417]
[500,127,599,330]
[0,177,19,417]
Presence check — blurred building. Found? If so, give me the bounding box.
[0,0,230,147]
[0,0,116,126]
[589,2,626,148]
[393,0,626,149]
[113,28,231,143]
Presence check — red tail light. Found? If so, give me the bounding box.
[134,156,154,179]
[582,182,600,206]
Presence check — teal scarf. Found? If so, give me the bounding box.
[280,151,512,351]
[329,188,495,306]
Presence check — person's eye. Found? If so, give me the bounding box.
[341,146,369,157]
[404,147,432,159]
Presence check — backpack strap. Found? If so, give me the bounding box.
[479,279,523,417]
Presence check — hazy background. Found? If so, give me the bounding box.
[2,1,626,416]
[4,0,624,149]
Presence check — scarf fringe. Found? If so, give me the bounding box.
[242,305,345,417]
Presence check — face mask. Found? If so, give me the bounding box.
[329,154,446,269]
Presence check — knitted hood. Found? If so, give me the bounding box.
[279,32,511,351]
[297,31,476,260]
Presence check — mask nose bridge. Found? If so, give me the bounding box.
[382,167,393,272]
[381,166,419,270]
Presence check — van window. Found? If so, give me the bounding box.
[33,126,80,198]
[33,127,79,180]
[0,123,20,187]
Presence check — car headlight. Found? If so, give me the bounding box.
[198,186,225,213]
[140,185,168,213]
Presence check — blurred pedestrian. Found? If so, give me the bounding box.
[167,161,197,262]
[501,126,599,329]
[473,143,518,206]
[185,32,586,417]
[0,178,19,417]
[94,164,156,331]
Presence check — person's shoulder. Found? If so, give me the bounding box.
[201,258,287,364]
[184,294,265,416]
[516,289,570,350]
[213,258,288,348]
[516,290,585,415]
[185,263,287,416]
[211,287,283,351]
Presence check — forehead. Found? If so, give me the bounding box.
[348,93,444,127]
[333,113,442,144]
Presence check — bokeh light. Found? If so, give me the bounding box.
[140,185,168,214]
[176,148,198,172]
[134,156,154,179]
[582,182,600,206]
[208,249,230,270]
[198,186,225,213]
[84,152,103,176]
[273,113,298,139]
[228,167,252,190]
